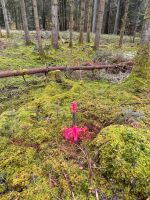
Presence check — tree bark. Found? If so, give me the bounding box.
[79,0,85,44]
[0,26,2,37]
[20,0,31,45]
[141,0,150,44]
[113,0,121,34]
[51,0,59,48]
[92,0,98,33]
[32,0,44,55]
[1,0,10,37]
[104,0,112,34]
[119,0,129,48]
[69,0,74,47]
[86,0,93,42]
[0,62,134,78]
[94,0,106,49]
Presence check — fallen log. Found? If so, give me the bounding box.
[0,61,134,78]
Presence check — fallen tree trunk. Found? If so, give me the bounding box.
[0,62,134,78]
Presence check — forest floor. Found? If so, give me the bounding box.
[0,32,150,200]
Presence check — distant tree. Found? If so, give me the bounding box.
[69,0,74,47]
[79,0,85,44]
[113,0,121,34]
[119,0,129,48]
[51,0,59,49]
[92,0,98,33]
[20,0,31,45]
[104,0,112,34]
[94,0,106,49]
[0,26,2,37]
[32,0,44,55]
[132,0,142,43]
[86,0,93,42]
[1,0,10,37]
[141,0,150,44]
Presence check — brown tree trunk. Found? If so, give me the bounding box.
[113,0,121,34]
[20,0,31,45]
[141,0,150,45]
[94,0,106,49]
[119,0,129,48]
[104,0,112,34]
[32,0,44,55]
[1,0,10,37]
[0,26,2,37]
[51,0,59,49]
[92,0,98,33]
[69,0,74,47]
[0,62,134,78]
[86,0,93,42]
[79,0,85,44]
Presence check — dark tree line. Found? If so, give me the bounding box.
[0,0,149,52]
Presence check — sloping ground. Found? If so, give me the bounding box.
[0,35,150,199]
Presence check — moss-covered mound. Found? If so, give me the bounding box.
[92,125,150,199]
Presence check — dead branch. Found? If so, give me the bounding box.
[0,61,134,78]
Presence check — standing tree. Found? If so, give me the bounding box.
[69,0,74,47]
[104,0,112,34]
[92,0,98,33]
[119,0,129,48]
[94,0,106,49]
[32,0,44,55]
[0,26,2,37]
[132,0,142,43]
[79,0,85,44]
[20,0,31,45]
[141,0,150,44]
[113,0,121,34]
[1,0,10,37]
[51,0,59,49]
[86,0,93,42]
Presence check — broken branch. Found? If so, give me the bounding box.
[0,62,134,78]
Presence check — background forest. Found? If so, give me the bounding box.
[0,0,150,200]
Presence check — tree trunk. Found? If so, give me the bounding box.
[41,0,46,29]
[79,0,85,44]
[1,0,10,37]
[141,0,150,45]
[119,0,129,48]
[94,0,106,49]
[69,0,74,47]
[92,0,98,33]
[104,0,112,34]
[51,0,59,49]
[133,14,140,43]
[20,0,31,45]
[84,0,88,32]
[0,62,134,78]
[32,0,44,55]
[0,26,2,37]
[113,0,121,34]
[86,0,93,42]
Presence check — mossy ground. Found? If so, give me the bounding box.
[0,32,149,199]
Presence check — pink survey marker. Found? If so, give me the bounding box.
[63,102,86,143]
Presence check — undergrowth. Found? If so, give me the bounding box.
[0,34,149,199]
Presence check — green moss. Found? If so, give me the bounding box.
[122,45,150,94]
[0,35,149,199]
[92,125,150,199]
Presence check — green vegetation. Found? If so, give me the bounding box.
[0,34,149,199]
